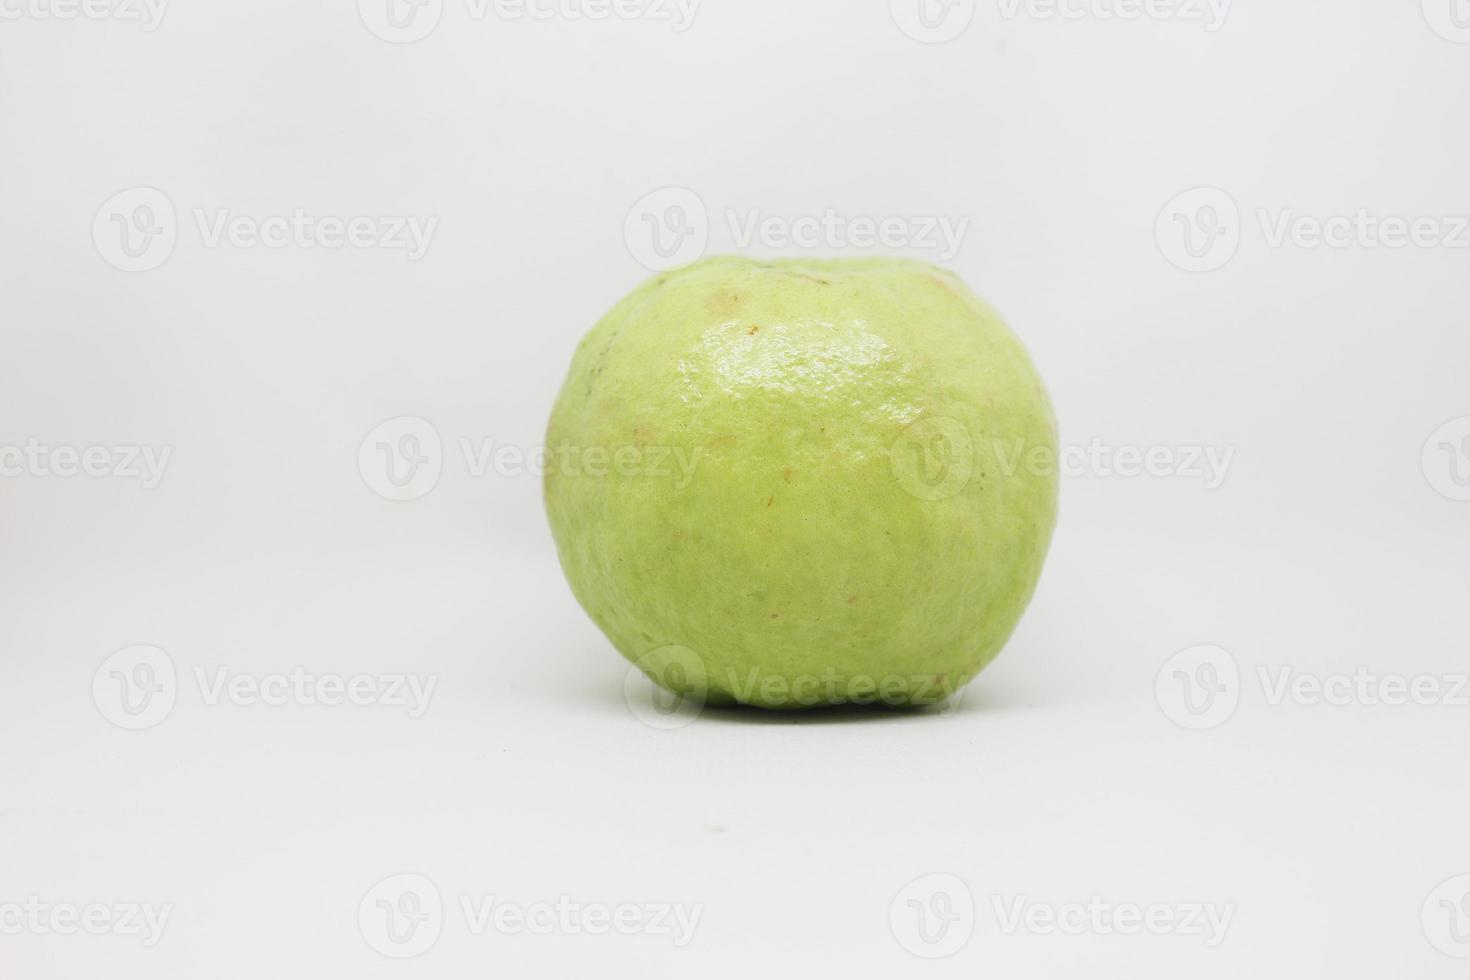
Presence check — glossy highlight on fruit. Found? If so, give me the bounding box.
[545,255,1058,709]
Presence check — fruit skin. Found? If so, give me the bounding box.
[545,255,1058,709]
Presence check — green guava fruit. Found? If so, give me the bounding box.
[544,255,1057,710]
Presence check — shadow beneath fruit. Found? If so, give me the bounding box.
[690,700,964,725]
[607,678,1025,726]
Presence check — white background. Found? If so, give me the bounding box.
[2,0,1468,976]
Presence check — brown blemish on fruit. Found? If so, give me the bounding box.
[747,325,760,335]
[765,495,773,507]
[705,289,743,315]
[781,467,793,483]
[770,613,780,619]
[846,596,858,604]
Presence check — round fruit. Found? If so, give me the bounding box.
[545,256,1057,710]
